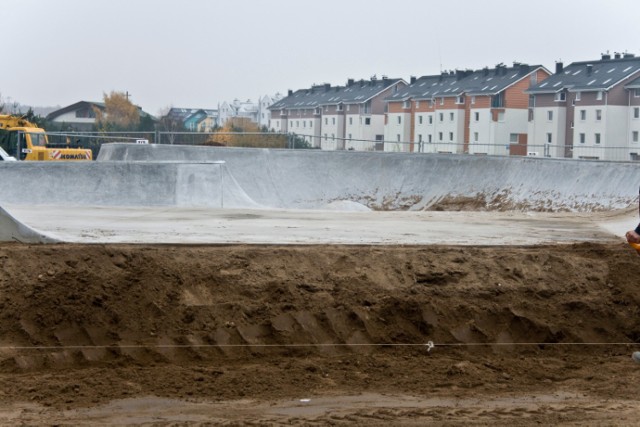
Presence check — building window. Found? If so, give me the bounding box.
[498,112,505,122]
[310,121,313,128]
[346,105,350,111]
[403,100,410,108]
[554,92,566,102]
[440,97,444,105]
[474,132,479,142]
[474,112,480,121]
[365,118,371,125]
[597,91,603,101]
[633,131,639,143]
[397,116,401,124]
[428,115,433,124]
[547,111,553,121]
[580,110,586,120]
[449,132,453,141]
[332,133,335,141]
[418,134,423,142]
[428,134,432,143]
[337,104,343,111]
[303,121,306,128]
[332,117,336,125]
[289,121,292,127]
[456,95,465,104]
[575,91,581,101]
[324,133,328,140]
[349,117,353,125]
[449,112,454,121]
[509,133,518,143]
[595,133,601,144]
[439,112,444,122]
[596,109,602,121]
[636,89,640,97]
[418,115,423,124]
[546,133,552,144]
[397,134,401,142]
[634,107,639,119]
[471,96,476,105]
[579,133,585,144]
[324,118,328,125]
[438,132,443,141]
[348,133,352,140]
[416,101,420,108]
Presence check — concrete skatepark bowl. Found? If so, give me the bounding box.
[0,143,637,244]
[3,144,640,425]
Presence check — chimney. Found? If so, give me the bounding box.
[288,89,293,96]
[324,83,330,91]
[614,52,621,59]
[483,67,489,77]
[519,63,530,74]
[555,61,563,74]
[410,76,417,84]
[456,69,464,80]
[624,53,635,58]
[586,64,593,75]
[347,78,354,86]
[601,52,611,60]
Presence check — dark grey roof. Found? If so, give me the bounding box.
[46,101,105,120]
[462,64,545,95]
[528,55,640,94]
[625,75,640,89]
[385,64,545,102]
[385,74,461,101]
[270,78,404,110]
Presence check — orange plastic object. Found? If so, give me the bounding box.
[629,242,640,253]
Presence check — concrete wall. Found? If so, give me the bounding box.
[96,143,640,212]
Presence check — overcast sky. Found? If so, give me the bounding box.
[3,0,639,116]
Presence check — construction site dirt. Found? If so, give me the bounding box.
[2,242,640,425]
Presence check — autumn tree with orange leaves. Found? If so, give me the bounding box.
[94,91,140,131]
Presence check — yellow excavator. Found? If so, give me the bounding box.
[0,115,92,161]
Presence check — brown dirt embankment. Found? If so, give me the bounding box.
[1,243,640,425]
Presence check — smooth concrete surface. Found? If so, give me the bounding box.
[0,143,637,244]
[2,205,628,245]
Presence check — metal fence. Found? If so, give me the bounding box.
[13,130,640,162]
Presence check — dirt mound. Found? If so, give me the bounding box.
[2,243,640,424]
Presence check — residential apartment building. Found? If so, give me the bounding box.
[269,77,406,150]
[527,53,640,160]
[258,94,283,129]
[384,64,550,154]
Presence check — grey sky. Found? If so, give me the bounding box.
[4,0,639,116]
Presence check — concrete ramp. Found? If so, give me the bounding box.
[0,161,260,209]
[98,144,640,212]
[0,206,58,243]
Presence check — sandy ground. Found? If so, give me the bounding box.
[2,243,640,425]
